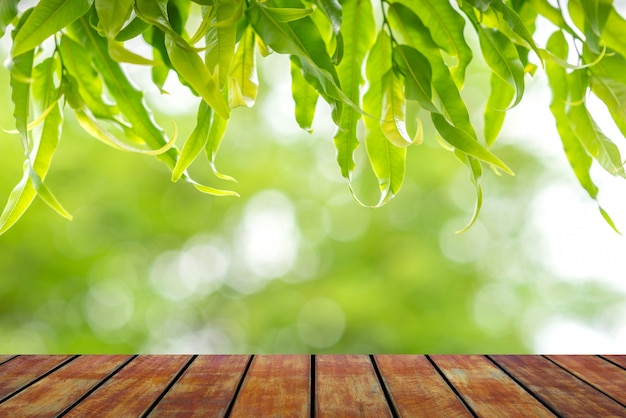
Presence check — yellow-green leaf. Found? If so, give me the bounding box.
[381,70,412,148]
[12,0,93,56]
[228,26,258,108]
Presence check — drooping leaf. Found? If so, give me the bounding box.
[484,72,515,147]
[205,0,238,89]
[95,0,133,38]
[229,26,258,108]
[107,38,156,65]
[490,0,542,62]
[314,0,343,64]
[395,0,473,86]
[363,29,406,205]
[165,33,230,120]
[381,70,412,148]
[567,69,625,177]
[569,0,626,59]
[0,0,18,38]
[392,44,436,113]
[205,105,236,183]
[455,152,483,234]
[290,57,318,132]
[545,30,619,232]
[246,0,345,120]
[478,30,524,107]
[11,0,94,56]
[584,48,626,138]
[263,6,314,22]
[70,17,180,168]
[115,16,151,41]
[387,3,475,137]
[432,113,513,175]
[333,0,375,180]
[172,101,212,182]
[568,0,613,54]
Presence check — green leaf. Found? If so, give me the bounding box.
[569,0,626,59]
[395,0,473,86]
[107,38,155,65]
[333,0,375,180]
[205,110,235,183]
[246,1,345,118]
[229,26,258,108]
[387,3,475,137]
[567,69,625,177]
[392,44,437,113]
[95,0,133,38]
[363,30,406,205]
[115,17,151,41]
[477,26,525,107]
[263,7,314,22]
[432,113,513,175]
[0,0,18,38]
[12,0,94,56]
[381,70,412,148]
[545,31,619,232]
[165,33,230,120]
[58,34,121,121]
[584,49,626,138]
[466,0,493,12]
[314,0,343,63]
[490,0,542,62]
[172,101,212,182]
[484,72,515,147]
[71,17,179,168]
[206,0,238,89]
[0,56,70,235]
[455,152,483,234]
[290,57,318,132]
[569,0,613,54]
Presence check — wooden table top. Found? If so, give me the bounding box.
[0,354,624,416]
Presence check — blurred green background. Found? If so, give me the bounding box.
[1,42,624,354]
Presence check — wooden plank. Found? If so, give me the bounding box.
[64,355,191,417]
[430,355,554,417]
[229,355,310,417]
[0,356,15,366]
[547,355,626,406]
[374,355,472,417]
[0,355,132,417]
[149,355,250,417]
[315,355,393,417]
[603,355,626,369]
[0,355,74,402]
[492,355,626,416]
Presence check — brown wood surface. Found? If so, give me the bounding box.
[229,355,310,417]
[492,355,626,416]
[149,355,249,417]
[0,355,132,417]
[431,354,555,417]
[63,355,191,417]
[547,355,626,406]
[603,354,626,369]
[375,355,472,417]
[0,356,14,366]
[0,355,74,402]
[0,354,624,416]
[315,355,393,417]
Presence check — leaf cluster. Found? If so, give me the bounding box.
[1,0,625,234]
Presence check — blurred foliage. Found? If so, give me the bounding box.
[1,46,623,353]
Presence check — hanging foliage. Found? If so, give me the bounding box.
[1,0,625,234]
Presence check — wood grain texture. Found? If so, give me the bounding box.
[431,355,554,417]
[315,355,392,417]
[63,355,191,417]
[0,355,132,417]
[149,355,250,417]
[375,355,472,417]
[0,355,74,402]
[492,355,626,416]
[0,356,14,366]
[230,355,310,417]
[547,355,626,406]
[603,355,626,369]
